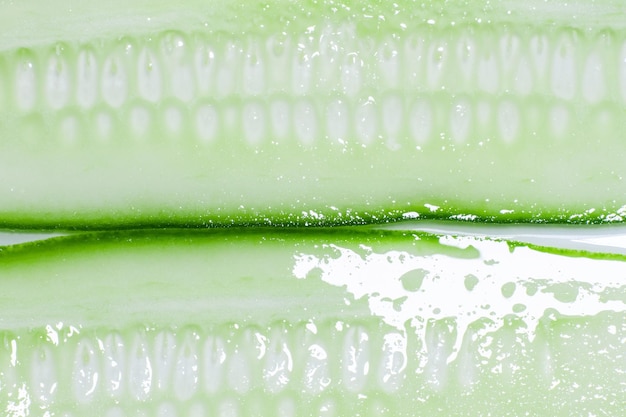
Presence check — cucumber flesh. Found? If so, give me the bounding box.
[2,1,626,227]
[1,229,625,416]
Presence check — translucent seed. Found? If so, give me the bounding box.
[269,97,291,141]
[455,325,481,388]
[342,325,370,392]
[499,32,522,82]
[215,39,240,98]
[0,58,6,112]
[404,34,426,90]
[292,35,315,95]
[173,331,200,401]
[377,332,407,393]
[424,319,457,391]
[293,99,318,146]
[513,56,533,95]
[161,32,194,102]
[455,31,477,87]
[227,348,251,394]
[325,97,350,144]
[162,103,187,138]
[354,98,378,146]
[549,104,571,140]
[376,37,401,89]
[488,320,528,381]
[582,50,606,103]
[193,36,216,96]
[277,397,296,417]
[76,47,99,108]
[619,40,626,103]
[195,102,219,145]
[128,332,153,401]
[534,331,555,383]
[104,406,125,417]
[101,54,128,108]
[219,328,257,395]
[477,49,499,93]
[265,33,291,93]
[427,35,450,90]
[45,45,71,109]
[156,402,178,417]
[30,345,57,404]
[242,38,266,96]
[242,100,267,146]
[316,23,344,92]
[340,51,363,96]
[14,49,38,111]
[498,100,520,144]
[302,340,331,394]
[202,334,227,394]
[476,99,493,132]
[529,33,551,87]
[72,338,99,403]
[187,402,207,417]
[218,398,239,417]
[409,98,433,145]
[101,332,126,399]
[450,99,472,144]
[129,104,153,140]
[262,325,293,394]
[56,110,83,146]
[551,32,578,100]
[137,46,162,103]
[317,398,338,417]
[153,330,177,392]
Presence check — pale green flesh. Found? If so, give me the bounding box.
[1,1,626,415]
[0,229,625,416]
[2,1,626,227]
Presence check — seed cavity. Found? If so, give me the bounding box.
[1,24,625,148]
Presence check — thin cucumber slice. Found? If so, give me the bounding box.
[2,1,626,228]
[1,229,625,416]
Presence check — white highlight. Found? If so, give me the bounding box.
[293,235,626,368]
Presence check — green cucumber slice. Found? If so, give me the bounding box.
[2,1,626,228]
[1,228,625,416]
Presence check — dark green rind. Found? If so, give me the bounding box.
[0,206,622,231]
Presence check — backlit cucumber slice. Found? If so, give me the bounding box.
[2,1,626,228]
[1,228,624,416]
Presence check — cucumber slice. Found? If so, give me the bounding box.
[2,1,626,228]
[1,228,625,416]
